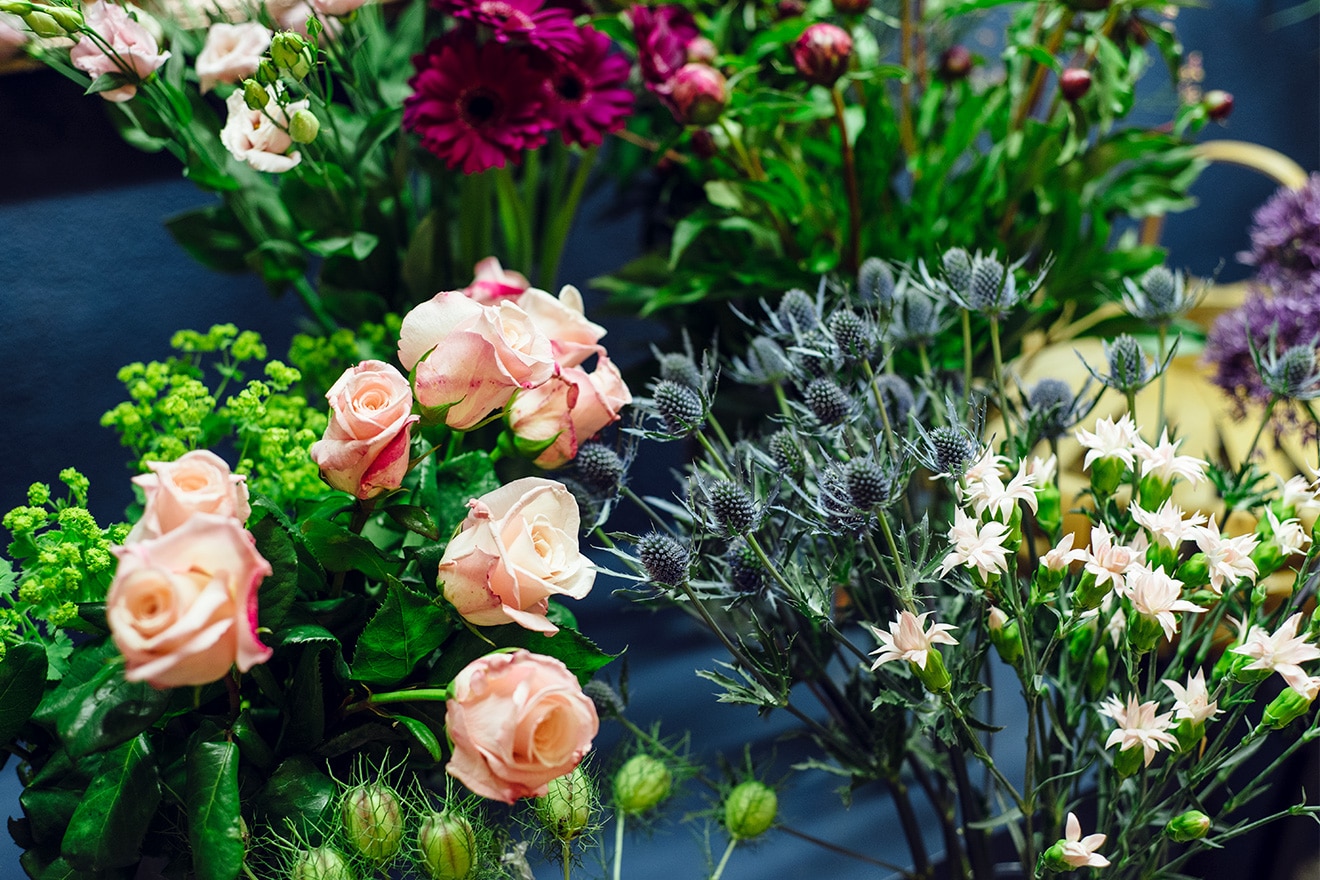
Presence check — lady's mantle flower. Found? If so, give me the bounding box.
[404,35,553,174]
[1131,500,1207,549]
[1125,564,1205,640]
[1076,414,1139,470]
[869,611,958,671]
[546,26,634,148]
[939,507,1012,582]
[1100,694,1178,766]
[1134,430,1207,486]
[1162,669,1222,725]
[1193,519,1259,595]
[1056,812,1111,869]
[1231,613,1320,697]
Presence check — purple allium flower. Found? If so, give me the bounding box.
[404,34,554,174]
[444,0,582,56]
[629,5,699,94]
[545,25,634,148]
[1240,174,1320,299]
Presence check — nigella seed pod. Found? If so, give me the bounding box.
[857,257,896,307]
[710,481,757,534]
[1105,334,1149,392]
[844,458,890,509]
[653,380,704,435]
[804,377,850,424]
[613,754,673,815]
[658,353,704,390]
[574,443,624,494]
[535,767,594,841]
[872,374,915,430]
[342,784,404,863]
[941,248,974,295]
[292,847,356,880]
[968,254,1009,312]
[828,309,871,360]
[767,429,805,477]
[417,811,477,880]
[723,780,778,840]
[726,539,764,592]
[778,288,818,330]
[1060,68,1092,102]
[637,532,690,586]
[930,426,977,475]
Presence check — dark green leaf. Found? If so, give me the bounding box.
[353,107,404,166]
[351,579,451,685]
[422,451,500,541]
[249,502,300,632]
[255,756,336,840]
[33,654,172,759]
[300,518,396,580]
[390,713,444,761]
[84,72,129,96]
[62,735,160,871]
[385,504,441,541]
[164,205,252,273]
[0,642,48,744]
[186,736,243,880]
[20,750,93,847]
[279,643,329,754]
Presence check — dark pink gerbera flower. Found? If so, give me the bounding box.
[546,26,634,147]
[446,0,581,56]
[404,35,554,175]
[628,5,699,93]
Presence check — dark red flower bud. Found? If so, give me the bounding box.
[1204,89,1234,122]
[671,62,728,125]
[1060,68,1092,102]
[831,0,870,14]
[686,36,717,64]
[939,45,972,81]
[792,23,852,87]
[776,0,804,18]
[689,128,717,159]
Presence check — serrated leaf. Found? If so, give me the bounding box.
[385,504,441,541]
[0,642,48,745]
[255,756,336,839]
[61,735,160,871]
[300,518,396,580]
[422,451,500,541]
[36,657,173,759]
[249,503,300,632]
[351,580,451,685]
[186,736,243,880]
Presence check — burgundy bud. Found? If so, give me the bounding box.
[792,23,852,87]
[939,45,972,81]
[775,0,805,18]
[831,0,870,14]
[689,128,717,159]
[1125,16,1149,46]
[1060,68,1092,102]
[1204,89,1234,122]
[686,36,717,64]
[671,63,729,126]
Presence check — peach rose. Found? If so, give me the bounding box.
[397,291,556,430]
[310,360,420,499]
[126,450,251,544]
[465,256,531,305]
[438,477,594,633]
[445,650,598,803]
[517,285,607,369]
[196,22,271,93]
[220,85,308,173]
[70,1,170,103]
[108,514,273,689]
[509,354,632,469]
[309,0,371,17]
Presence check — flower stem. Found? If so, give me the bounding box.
[1156,323,1169,437]
[539,144,597,288]
[988,315,1016,450]
[291,275,338,335]
[961,309,974,403]
[830,87,863,274]
[343,686,453,714]
[612,811,625,880]
[710,838,738,880]
[1245,396,1279,463]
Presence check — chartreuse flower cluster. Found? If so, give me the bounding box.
[100,324,328,505]
[605,250,1320,879]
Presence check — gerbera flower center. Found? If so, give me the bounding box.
[556,72,585,102]
[478,0,535,30]
[461,89,503,126]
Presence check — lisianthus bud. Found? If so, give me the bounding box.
[271,32,313,79]
[939,45,972,80]
[672,63,728,126]
[0,1,32,15]
[613,754,673,815]
[1164,810,1211,842]
[256,57,278,84]
[289,108,320,143]
[1204,89,1233,122]
[22,9,62,36]
[418,811,477,880]
[242,78,270,110]
[988,607,1023,665]
[1264,688,1315,729]
[1060,68,1092,102]
[535,767,594,841]
[792,23,852,87]
[723,780,777,840]
[292,847,356,880]
[686,36,717,64]
[45,5,82,31]
[342,784,404,863]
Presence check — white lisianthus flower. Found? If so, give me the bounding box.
[220,85,308,173]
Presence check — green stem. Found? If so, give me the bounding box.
[830,87,863,274]
[291,275,338,335]
[862,359,900,459]
[988,316,1016,450]
[1156,324,1169,437]
[343,686,452,714]
[621,486,678,536]
[1244,396,1279,464]
[612,811,625,880]
[961,309,974,403]
[710,838,738,880]
[562,839,572,880]
[494,164,531,271]
[941,694,1028,815]
[539,144,598,288]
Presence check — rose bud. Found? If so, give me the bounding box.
[292,847,355,880]
[613,754,673,815]
[342,783,404,863]
[723,780,777,840]
[418,811,477,880]
[689,128,717,159]
[686,35,717,64]
[792,23,852,87]
[832,0,870,14]
[1204,89,1233,122]
[671,62,728,126]
[1060,68,1092,102]
[939,45,972,80]
[776,0,805,17]
[534,766,594,841]
[289,108,321,144]
[309,360,419,499]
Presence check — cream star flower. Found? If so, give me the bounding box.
[869,611,959,671]
[1131,500,1207,549]
[1075,414,1139,470]
[1042,532,1088,573]
[1100,693,1178,766]
[1133,429,1207,486]
[971,457,1039,520]
[1126,564,1205,640]
[1276,475,1320,517]
[939,507,1013,582]
[1027,454,1058,486]
[1231,613,1320,697]
[1162,669,1222,725]
[1060,812,1111,869]
[1264,508,1311,557]
[1085,524,1138,593]
[1194,518,1260,595]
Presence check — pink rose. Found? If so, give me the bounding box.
[465,256,530,305]
[196,21,271,93]
[70,1,171,103]
[516,285,607,369]
[397,291,556,430]
[108,514,273,689]
[126,450,251,544]
[220,85,308,173]
[445,650,598,803]
[509,354,632,469]
[438,477,595,633]
[309,360,420,499]
[309,0,370,17]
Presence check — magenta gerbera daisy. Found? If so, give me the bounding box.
[445,0,582,56]
[545,26,634,147]
[404,35,554,175]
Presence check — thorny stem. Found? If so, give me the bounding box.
[831,87,863,274]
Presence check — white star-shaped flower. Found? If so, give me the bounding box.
[1042,532,1088,573]
[1194,518,1260,595]
[939,507,1013,582]
[1264,508,1311,557]
[1131,500,1207,549]
[1085,524,1138,593]
[1231,613,1320,697]
[1162,669,1222,725]
[1060,812,1110,869]
[1277,474,1320,517]
[1076,414,1139,470]
[869,610,959,671]
[1100,693,1178,766]
[971,457,1040,521]
[1126,564,1205,641]
[1133,429,1207,486]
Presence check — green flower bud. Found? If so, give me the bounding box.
[289,108,320,144]
[1137,473,1173,511]
[1250,541,1285,579]
[271,32,313,79]
[1165,810,1211,842]
[988,607,1023,666]
[46,5,82,31]
[1264,688,1315,729]
[242,79,270,111]
[1089,455,1126,497]
[1175,554,1209,589]
[256,58,279,85]
[417,811,476,880]
[612,754,673,815]
[723,780,777,840]
[292,847,356,880]
[1085,644,1110,701]
[1035,485,1061,535]
[1113,744,1144,778]
[535,767,593,842]
[342,783,404,863]
[1127,611,1164,655]
[1172,717,1205,754]
[23,9,63,37]
[1145,541,1179,574]
[0,1,34,16]
[1072,570,1111,611]
[913,648,952,693]
[1041,841,1072,873]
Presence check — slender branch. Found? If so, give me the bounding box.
[831,87,863,274]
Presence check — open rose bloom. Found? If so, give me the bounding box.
[108,514,273,689]
[439,477,594,632]
[508,353,631,468]
[445,649,598,802]
[310,359,420,499]
[69,1,170,102]
[126,449,251,543]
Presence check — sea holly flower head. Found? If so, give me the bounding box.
[939,507,1013,583]
[1162,669,1222,725]
[1231,613,1320,697]
[1100,693,1178,767]
[1193,518,1260,595]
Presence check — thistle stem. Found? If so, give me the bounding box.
[1245,396,1279,464]
[710,838,738,880]
[988,315,1016,450]
[1156,323,1169,437]
[961,309,974,402]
